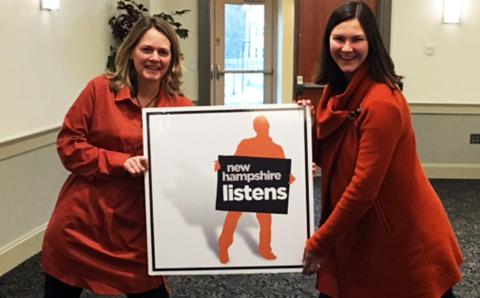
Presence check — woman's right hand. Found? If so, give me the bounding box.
[124,156,149,177]
[296,99,315,119]
[312,162,319,176]
[296,98,312,107]
[302,248,322,275]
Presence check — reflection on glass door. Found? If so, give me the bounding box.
[213,0,274,106]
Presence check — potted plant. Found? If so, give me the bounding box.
[107,0,190,70]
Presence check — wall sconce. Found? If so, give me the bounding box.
[443,0,461,24]
[40,0,60,11]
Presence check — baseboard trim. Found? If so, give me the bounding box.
[0,224,46,276]
[423,163,480,179]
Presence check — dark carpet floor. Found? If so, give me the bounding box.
[0,179,478,297]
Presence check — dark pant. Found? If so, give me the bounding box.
[44,274,169,298]
[442,288,456,298]
[319,288,456,298]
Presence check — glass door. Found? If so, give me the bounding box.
[212,0,274,106]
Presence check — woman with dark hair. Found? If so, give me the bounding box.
[42,16,192,297]
[302,1,463,297]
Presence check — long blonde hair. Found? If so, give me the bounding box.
[106,15,184,97]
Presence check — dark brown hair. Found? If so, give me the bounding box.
[314,1,403,92]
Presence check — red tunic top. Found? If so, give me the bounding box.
[306,65,463,298]
[42,76,193,295]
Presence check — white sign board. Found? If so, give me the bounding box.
[143,104,314,275]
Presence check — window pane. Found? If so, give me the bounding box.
[225,4,264,71]
[224,73,264,106]
[224,4,265,106]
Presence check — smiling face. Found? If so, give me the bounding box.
[132,27,172,85]
[329,18,369,81]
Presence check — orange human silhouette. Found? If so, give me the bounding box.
[217,115,295,264]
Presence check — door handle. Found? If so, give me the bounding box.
[215,64,273,80]
[295,75,304,98]
[215,64,225,80]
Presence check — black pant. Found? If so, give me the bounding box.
[318,288,456,298]
[44,274,169,298]
[442,288,456,298]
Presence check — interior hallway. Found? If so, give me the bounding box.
[0,178,478,297]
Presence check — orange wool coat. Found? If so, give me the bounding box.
[306,65,463,298]
[42,76,193,295]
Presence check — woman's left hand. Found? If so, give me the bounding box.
[296,99,315,121]
[124,156,149,177]
[296,98,313,110]
[302,248,322,275]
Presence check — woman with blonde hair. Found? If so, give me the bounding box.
[42,16,192,297]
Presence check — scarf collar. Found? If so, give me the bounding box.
[316,64,375,139]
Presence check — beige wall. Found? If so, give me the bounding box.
[0,0,113,141]
[411,104,480,178]
[0,139,67,275]
[391,0,480,177]
[277,0,295,103]
[0,0,112,275]
[391,0,480,103]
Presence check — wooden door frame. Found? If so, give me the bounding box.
[376,0,392,51]
[198,0,212,106]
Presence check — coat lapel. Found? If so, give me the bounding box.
[315,64,375,223]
